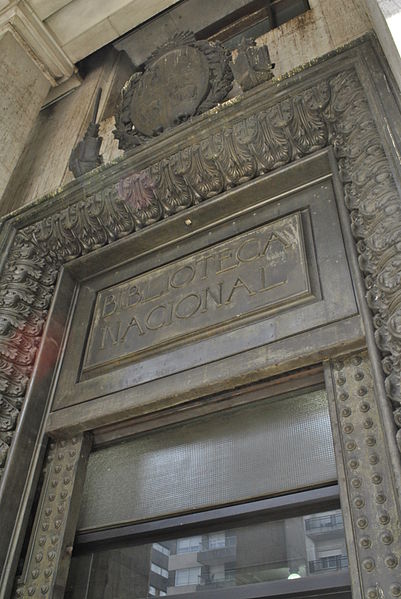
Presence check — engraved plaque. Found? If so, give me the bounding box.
[83,213,311,372]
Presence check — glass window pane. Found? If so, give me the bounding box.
[66,509,348,599]
[78,390,337,530]
[209,532,226,549]
[273,0,309,27]
[177,536,203,554]
[176,567,201,586]
[153,543,170,556]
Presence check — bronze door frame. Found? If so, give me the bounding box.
[1,35,401,599]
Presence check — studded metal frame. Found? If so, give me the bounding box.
[326,353,401,599]
[13,435,91,599]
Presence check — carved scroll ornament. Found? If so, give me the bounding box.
[1,60,401,484]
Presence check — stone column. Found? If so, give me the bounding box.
[0,0,75,203]
[363,0,401,90]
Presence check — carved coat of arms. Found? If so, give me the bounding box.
[114,31,233,150]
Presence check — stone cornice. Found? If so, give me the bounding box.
[0,0,75,85]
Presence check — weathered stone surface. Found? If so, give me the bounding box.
[363,0,401,90]
[1,0,373,213]
[0,31,49,201]
[0,47,126,217]
[39,0,182,62]
[258,0,371,77]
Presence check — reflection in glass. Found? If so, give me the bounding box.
[66,509,348,598]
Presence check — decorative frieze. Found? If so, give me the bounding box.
[327,353,401,599]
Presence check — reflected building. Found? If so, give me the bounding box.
[160,510,347,596]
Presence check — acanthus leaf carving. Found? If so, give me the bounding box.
[151,158,194,215]
[207,128,257,188]
[116,170,162,229]
[182,143,225,201]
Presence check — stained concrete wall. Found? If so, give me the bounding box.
[0,31,50,203]
[258,0,371,77]
[0,0,373,217]
[363,0,401,90]
[0,47,130,217]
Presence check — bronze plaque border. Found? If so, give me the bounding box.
[82,212,312,375]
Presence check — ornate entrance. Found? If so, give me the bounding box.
[1,34,401,599]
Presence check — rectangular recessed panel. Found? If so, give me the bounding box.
[78,390,337,530]
[83,212,311,373]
